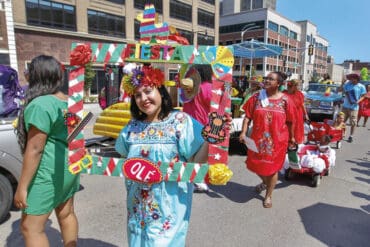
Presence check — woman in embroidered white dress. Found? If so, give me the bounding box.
[115,65,207,247]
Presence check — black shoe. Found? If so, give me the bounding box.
[348,136,353,143]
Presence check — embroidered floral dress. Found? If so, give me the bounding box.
[242,93,294,176]
[115,111,204,247]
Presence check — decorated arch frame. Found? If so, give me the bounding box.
[67,42,235,185]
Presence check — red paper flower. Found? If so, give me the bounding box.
[65,112,80,129]
[70,44,92,66]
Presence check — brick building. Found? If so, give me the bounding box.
[8,0,218,96]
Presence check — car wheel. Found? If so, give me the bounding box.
[312,174,321,187]
[0,173,13,223]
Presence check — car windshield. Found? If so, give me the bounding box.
[306,84,339,94]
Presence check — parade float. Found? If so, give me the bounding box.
[66,4,234,185]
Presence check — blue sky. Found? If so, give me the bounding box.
[276,0,370,64]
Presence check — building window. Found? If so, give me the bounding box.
[198,9,214,28]
[88,10,125,38]
[241,0,251,11]
[220,21,264,34]
[177,28,192,44]
[279,25,289,37]
[252,0,263,9]
[268,21,278,32]
[134,20,140,40]
[0,54,10,65]
[170,0,191,22]
[106,0,125,4]
[25,0,76,31]
[198,34,214,45]
[135,0,162,14]
[201,0,215,5]
[289,30,297,40]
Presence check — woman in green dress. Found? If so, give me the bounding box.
[14,55,80,247]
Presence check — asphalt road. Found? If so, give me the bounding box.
[1,105,369,247]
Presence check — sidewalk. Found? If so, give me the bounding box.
[83,103,102,116]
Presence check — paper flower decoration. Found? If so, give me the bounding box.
[207,163,233,185]
[70,44,92,66]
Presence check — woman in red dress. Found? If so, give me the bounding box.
[283,79,309,144]
[357,84,370,127]
[239,72,295,208]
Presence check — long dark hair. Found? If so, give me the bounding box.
[273,71,287,84]
[16,55,64,154]
[130,86,173,121]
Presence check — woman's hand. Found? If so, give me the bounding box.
[239,132,246,143]
[288,137,296,148]
[14,187,28,210]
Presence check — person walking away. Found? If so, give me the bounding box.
[239,71,295,208]
[14,55,80,247]
[283,79,309,144]
[115,64,208,246]
[357,84,370,127]
[180,64,213,192]
[341,73,366,142]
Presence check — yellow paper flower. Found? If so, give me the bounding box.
[208,163,233,185]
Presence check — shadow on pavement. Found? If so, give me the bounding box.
[298,202,370,247]
[6,219,119,247]
[351,191,370,213]
[208,181,258,203]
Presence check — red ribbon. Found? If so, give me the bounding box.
[70,44,92,66]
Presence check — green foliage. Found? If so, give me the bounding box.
[360,67,368,81]
[84,61,96,93]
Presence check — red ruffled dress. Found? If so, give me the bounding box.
[358,92,370,117]
[283,90,305,144]
[242,93,294,176]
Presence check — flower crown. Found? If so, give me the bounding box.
[121,65,165,96]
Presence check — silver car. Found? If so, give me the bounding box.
[0,118,22,223]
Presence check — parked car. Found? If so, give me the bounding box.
[0,65,24,223]
[304,83,343,120]
[0,118,22,223]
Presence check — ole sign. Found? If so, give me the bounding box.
[122,158,163,184]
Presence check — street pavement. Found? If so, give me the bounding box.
[0,105,369,247]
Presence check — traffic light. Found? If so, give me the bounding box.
[308,44,314,56]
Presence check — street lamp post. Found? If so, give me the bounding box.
[192,29,208,46]
[239,24,258,79]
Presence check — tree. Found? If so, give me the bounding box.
[360,67,368,81]
[84,61,96,99]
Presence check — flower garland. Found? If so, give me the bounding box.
[121,65,165,96]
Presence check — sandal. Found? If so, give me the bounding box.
[263,196,272,208]
[255,183,267,193]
